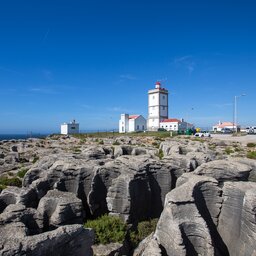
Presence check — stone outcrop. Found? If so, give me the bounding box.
[194,159,253,182]
[136,158,256,256]
[1,136,256,256]
[37,190,84,230]
[0,223,94,256]
[217,182,256,256]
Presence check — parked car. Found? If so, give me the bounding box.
[246,127,256,134]
[194,131,211,137]
[221,128,233,134]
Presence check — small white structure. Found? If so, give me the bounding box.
[212,121,238,132]
[160,118,194,132]
[148,81,168,131]
[119,114,147,133]
[61,120,79,135]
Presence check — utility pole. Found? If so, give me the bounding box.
[234,94,246,134]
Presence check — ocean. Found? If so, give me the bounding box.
[0,134,49,141]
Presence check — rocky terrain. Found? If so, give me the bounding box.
[0,134,255,255]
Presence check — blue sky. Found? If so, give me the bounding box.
[0,0,255,133]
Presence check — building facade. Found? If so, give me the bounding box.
[212,121,238,132]
[119,114,147,133]
[61,120,79,135]
[148,82,168,131]
[160,118,194,132]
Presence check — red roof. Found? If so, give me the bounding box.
[161,118,181,123]
[155,81,161,85]
[214,122,235,128]
[129,115,140,119]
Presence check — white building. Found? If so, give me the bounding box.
[61,120,79,135]
[212,121,238,132]
[119,114,147,133]
[160,118,194,132]
[148,81,168,131]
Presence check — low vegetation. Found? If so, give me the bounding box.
[0,176,22,188]
[224,147,234,155]
[247,151,256,159]
[247,143,256,148]
[152,141,160,148]
[129,219,158,248]
[84,215,127,244]
[32,156,39,163]
[155,149,164,160]
[17,168,29,178]
[113,141,120,145]
[84,215,158,249]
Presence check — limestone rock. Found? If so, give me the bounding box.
[0,223,94,256]
[217,181,256,256]
[133,233,162,256]
[37,189,84,229]
[92,243,124,256]
[0,203,44,235]
[154,173,228,256]
[0,186,21,213]
[194,159,253,182]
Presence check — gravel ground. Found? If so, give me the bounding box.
[211,134,256,145]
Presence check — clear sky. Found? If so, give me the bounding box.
[0,0,255,133]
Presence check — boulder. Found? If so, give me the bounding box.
[194,159,252,182]
[92,243,124,256]
[0,186,21,213]
[0,203,44,235]
[217,181,256,256]
[0,223,94,256]
[154,173,228,256]
[37,190,84,230]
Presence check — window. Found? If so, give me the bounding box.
[142,125,144,130]
[71,127,76,130]
[152,95,155,99]
[163,95,165,99]
[122,126,124,132]
[162,106,165,110]
[137,125,139,130]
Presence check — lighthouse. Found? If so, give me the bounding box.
[147,81,168,131]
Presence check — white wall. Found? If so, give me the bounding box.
[119,114,129,133]
[159,121,193,131]
[134,116,147,131]
[160,121,179,131]
[148,88,168,131]
[148,118,160,131]
[61,123,79,134]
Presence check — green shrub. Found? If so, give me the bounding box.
[0,176,22,188]
[247,143,256,148]
[84,215,127,244]
[17,168,28,178]
[224,147,234,155]
[98,140,104,145]
[130,219,158,248]
[155,149,164,160]
[247,151,256,159]
[113,141,120,146]
[0,184,7,192]
[32,156,39,163]
[152,141,159,148]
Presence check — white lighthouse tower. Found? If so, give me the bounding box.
[148,81,168,131]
